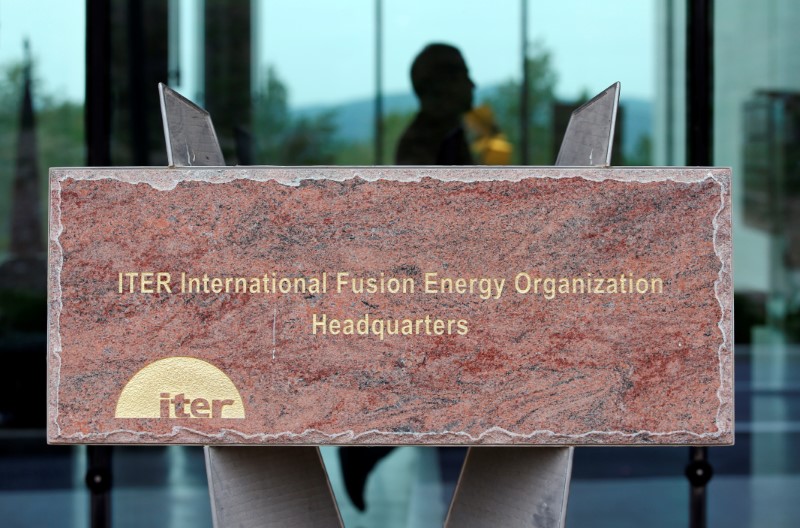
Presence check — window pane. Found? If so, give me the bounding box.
[0,2,85,526]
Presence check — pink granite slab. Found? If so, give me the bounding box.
[48,167,733,445]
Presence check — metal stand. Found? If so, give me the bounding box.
[446,447,573,527]
[686,2,715,526]
[86,446,112,528]
[686,446,713,528]
[445,82,621,528]
[158,82,621,528]
[206,447,342,527]
[159,84,343,527]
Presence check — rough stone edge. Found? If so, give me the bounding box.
[711,169,734,442]
[47,169,64,442]
[48,425,732,446]
[47,166,734,446]
[50,165,728,190]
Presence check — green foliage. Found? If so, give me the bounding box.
[482,41,558,165]
[252,43,560,167]
[0,63,26,254]
[625,133,653,166]
[252,66,338,165]
[251,66,418,166]
[0,61,84,255]
[332,110,415,166]
[335,141,373,165]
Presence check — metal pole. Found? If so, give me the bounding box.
[686,446,713,528]
[686,0,713,166]
[686,1,714,526]
[128,0,149,165]
[87,0,111,167]
[665,0,674,165]
[86,1,113,525]
[520,0,529,165]
[86,445,113,528]
[374,0,384,165]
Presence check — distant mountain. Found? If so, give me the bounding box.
[295,92,417,143]
[294,87,652,160]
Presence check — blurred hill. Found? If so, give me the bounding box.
[295,87,652,163]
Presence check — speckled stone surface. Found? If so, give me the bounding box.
[48,167,733,446]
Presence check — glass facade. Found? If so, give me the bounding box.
[0,0,797,526]
[0,1,88,526]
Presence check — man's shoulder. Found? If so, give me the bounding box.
[395,119,439,165]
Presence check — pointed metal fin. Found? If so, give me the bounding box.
[158,83,225,167]
[555,82,620,167]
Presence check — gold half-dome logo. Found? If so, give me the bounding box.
[115,357,245,419]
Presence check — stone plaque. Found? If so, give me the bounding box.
[48,167,732,446]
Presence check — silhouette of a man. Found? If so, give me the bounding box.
[396,43,475,165]
[339,44,475,514]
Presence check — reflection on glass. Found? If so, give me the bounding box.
[0,43,83,429]
[16,0,800,526]
[253,0,373,165]
[0,3,86,526]
[465,104,513,165]
[395,43,474,165]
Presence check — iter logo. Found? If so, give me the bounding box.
[115,357,245,419]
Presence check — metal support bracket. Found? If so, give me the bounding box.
[158,81,621,527]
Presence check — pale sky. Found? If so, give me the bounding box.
[0,0,85,101]
[256,0,655,106]
[0,0,654,107]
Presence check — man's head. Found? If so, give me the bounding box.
[410,43,474,116]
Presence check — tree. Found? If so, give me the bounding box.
[0,59,83,339]
[252,66,338,165]
[333,109,416,166]
[482,41,558,165]
[625,133,653,166]
[0,61,83,256]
